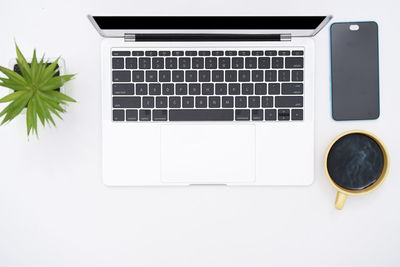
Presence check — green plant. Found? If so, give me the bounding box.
[0,44,76,137]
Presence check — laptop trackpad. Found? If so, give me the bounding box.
[160,125,255,184]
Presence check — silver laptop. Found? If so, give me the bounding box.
[88,15,331,186]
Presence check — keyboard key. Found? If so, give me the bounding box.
[172,71,184,82]
[212,70,224,82]
[291,109,303,120]
[169,96,181,108]
[278,109,290,120]
[113,97,141,108]
[162,83,174,95]
[229,83,240,95]
[179,58,191,69]
[219,57,231,69]
[192,57,204,69]
[176,83,188,95]
[185,51,197,56]
[126,58,137,69]
[292,70,303,81]
[132,71,144,82]
[265,109,277,120]
[248,96,260,107]
[258,57,270,69]
[146,71,157,82]
[202,83,214,95]
[136,84,148,95]
[209,96,220,108]
[235,96,247,108]
[265,50,277,56]
[239,51,250,56]
[278,70,290,81]
[195,97,207,108]
[152,58,164,69]
[265,70,277,81]
[268,83,280,95]
[182,96,194,108]
[172,51,184,56]
[282,83,303,94]
[185,71,197,82]
[245,57,257,69]
[292,50,304,55]
[275,96,303,107]
[262,96,273,108]
[215,83,227,95]
[149,83,161,95]
[189,83,201,95]
[199,51,211,56]
[239,70,250,82]
[112,51,130,56]
[112,58,124,69]
[145,51,157,56]
[272,57,283,68]
[139,58,151,69]
[153,110,168,121]
[285,57,304,68]
[205,57,217,69]
[126,109,138,121]
[235,109,250,120]
[255,83,267,95]
[252,70,263,82]
[156,96,168,108]
[139,110,151,121]
[142,97,154,108]
[222,96,234,108]
[159,71,171,82]
[212,51,224,56]
[225,51,237,56]
[112,84,134,95]
[166,58,178,69]
[113,71,131,82]
[252,109,263,121]
[279,50,290,56]
[132,51,144,56]
[113,109,125,121]
[169,109,233,121]
[252,50,263,56]
[242,83,254,95]
[232,57,244,69]
[225,70,237,82]
[199,70,211,82]
[159,51,171,56]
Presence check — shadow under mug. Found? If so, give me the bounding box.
[324,130,390,210]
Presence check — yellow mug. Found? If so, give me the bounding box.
[324,130,390,210]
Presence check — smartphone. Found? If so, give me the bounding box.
[330,22,380,120]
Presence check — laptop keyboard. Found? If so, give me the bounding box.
[111,49,304,122]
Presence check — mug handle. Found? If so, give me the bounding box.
[335,192,347,210]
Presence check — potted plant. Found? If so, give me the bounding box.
[0,44,76,137]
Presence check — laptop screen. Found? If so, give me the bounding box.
[93,16,327,30]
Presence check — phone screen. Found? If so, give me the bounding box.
[330,22,380,120]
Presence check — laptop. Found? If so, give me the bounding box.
[88,15,331,186]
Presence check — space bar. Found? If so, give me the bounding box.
[169,109,234,121]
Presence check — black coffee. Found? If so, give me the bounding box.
[327,133,384,190]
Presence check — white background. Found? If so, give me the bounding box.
[0,0,399,266]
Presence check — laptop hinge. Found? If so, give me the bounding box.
[124,33,136,42]
[124,33,292,42]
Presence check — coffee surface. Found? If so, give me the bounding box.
[327,133,384,190]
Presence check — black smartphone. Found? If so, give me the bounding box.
[330,22,380,120]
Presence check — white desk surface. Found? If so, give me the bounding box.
[0,0,399,266]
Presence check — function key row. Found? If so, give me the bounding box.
[112,108,303,121]
[112,50,304,57]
